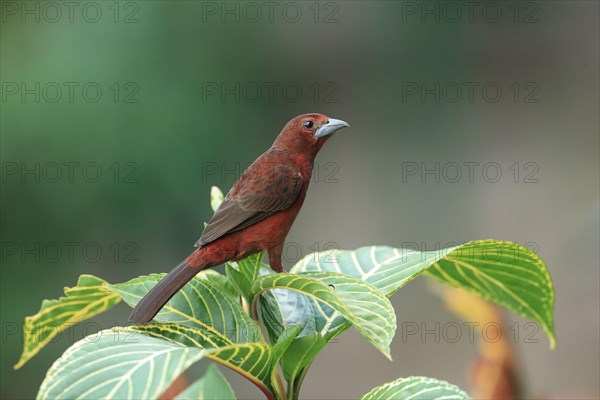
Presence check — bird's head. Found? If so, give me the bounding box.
[273,113,349,155]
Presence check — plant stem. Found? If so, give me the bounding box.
[246,294,287,400]
[272,368,287,400]
[289,366,310,400]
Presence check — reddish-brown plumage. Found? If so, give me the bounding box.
[130,113,349,324]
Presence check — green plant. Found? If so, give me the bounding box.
[16,187,555,400]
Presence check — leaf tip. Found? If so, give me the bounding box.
[381,348,393,362]
[210,186,224,211]
[13,359,25,370]
[549,335,557,350]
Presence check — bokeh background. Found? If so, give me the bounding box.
[1,1,598,399]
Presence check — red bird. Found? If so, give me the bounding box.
[130,113,349,324]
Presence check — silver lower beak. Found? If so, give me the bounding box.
[315,118,350,138]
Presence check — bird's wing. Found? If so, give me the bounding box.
[196,160,303,247]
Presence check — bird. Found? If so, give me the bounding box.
[129,113,349,324]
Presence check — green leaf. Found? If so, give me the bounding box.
[109,272,261,343]
[294,240,555,348]
[260,281,316,342]
[195,269,241,300]
[251,272,395,360]
[271,325,302,363]
[211,186,224,212]
[293,245,449,295]
[424,240,556,348]
[128,323,233,349]
[226,264,250,297]
[225,252,266,299]
[37,328,208,400]
[264,246,449,350]
[206,342,279,398]
[15,275,120,369]
[261,240,554,388]
[359,376,471,400]
[38,326,286,400]
[226,252,266,301]
[128,325,283,398]
[279,334,327,383]
[175,365,236,400]
[238,252,264,285]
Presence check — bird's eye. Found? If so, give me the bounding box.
[303,121,314,129]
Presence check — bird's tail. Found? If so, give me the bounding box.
[129,260,204,324]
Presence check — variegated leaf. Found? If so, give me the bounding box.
[37,329,208,400]
[261,240,554,388]
[130,323,295,399]
[359,376,471,400]
[128,323,232,349]
[38,326,290,400]
[109,272,260,343]
[251,272,395,360]
[424,240,555,348]
[15,275,120,369]
[294,240,555,347]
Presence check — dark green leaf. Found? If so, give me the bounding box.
[175,365,236,400]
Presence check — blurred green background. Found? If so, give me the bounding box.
[1,1,598,399]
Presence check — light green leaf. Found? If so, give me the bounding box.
[37,329,208,400]
[263,246,448,349]
[294,245,451,295]
[175,365,236,400]
[251,272,395,360]
[359,376,471,400]
[129,325,283,398]
[294,240,555,348]
[211,186,224,212]
[424,240,555,348]
[15,275,120,369]
[39,326,285,400]
[261,240,554,387]
[109,272,261,343]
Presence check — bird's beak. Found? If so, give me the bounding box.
[315,118,350,138]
